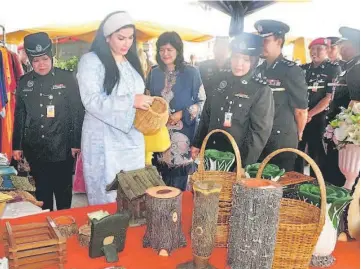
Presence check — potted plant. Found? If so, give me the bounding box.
[324,103,360,190]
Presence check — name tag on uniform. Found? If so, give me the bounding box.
[223,112,233,128]
[47,105,55,118]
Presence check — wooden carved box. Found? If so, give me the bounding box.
[2,216,66,269]
[106,166,165,227]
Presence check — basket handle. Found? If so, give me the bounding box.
[255,148,326,233]
[198,129,244,178]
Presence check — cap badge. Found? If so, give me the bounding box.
[239,42,246,50]
[35,44,43,52]
[257,25,263,33]
[219,81,227,89]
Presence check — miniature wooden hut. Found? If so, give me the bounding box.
[106,166,165,227]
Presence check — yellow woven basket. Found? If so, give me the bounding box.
[134,97,169,135]
[256,148,326,269]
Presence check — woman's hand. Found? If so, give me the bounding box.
[134,94,154,110]
[168,111,183,125]
[13,150,23,161]
[191,147,200,160]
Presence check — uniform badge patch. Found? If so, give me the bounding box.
[219,81,227,89]
[27,80,34,87]
[235,93,249,99]
[52,84,66,90]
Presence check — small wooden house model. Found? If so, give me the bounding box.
[106,166,165,227]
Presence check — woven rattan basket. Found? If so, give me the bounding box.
[256,148,326,269]
[134,97,169,135]
[190,129,245,247]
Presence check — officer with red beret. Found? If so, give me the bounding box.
[295,37,341,176]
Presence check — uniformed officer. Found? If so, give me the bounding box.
[324,27,360,187]
[12,32,84,211]
[295,38,341,176]
[339,27,360,105]
[327,37,346,69]
[198,36,230,97]
[254,20,308,172]
[191,33,274,167]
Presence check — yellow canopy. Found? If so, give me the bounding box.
[4,20,213,45]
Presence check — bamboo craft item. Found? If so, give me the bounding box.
[228,180,283,269]
[190,129,245,247]
[134,97,169,135]
[3,217,66,269]
[143,186,186,256]
[78,224,91,247]
[177,181,222,269]
[256,148,327,269]
[54,216,78,238]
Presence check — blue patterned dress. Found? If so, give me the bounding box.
[77,52,145,205]
[147,65,205,190]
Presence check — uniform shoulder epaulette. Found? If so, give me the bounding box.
[281,58,296,67]
[252,74,268,85]
[300,63,310,69]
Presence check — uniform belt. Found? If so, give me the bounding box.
[271,88,286,92]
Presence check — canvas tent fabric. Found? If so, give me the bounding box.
[3,20,213,45]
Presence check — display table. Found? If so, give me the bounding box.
[0,192,359,269]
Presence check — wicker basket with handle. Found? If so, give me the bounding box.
[190,129,245,247]
[134,96,169,135]
[256,148,326,269]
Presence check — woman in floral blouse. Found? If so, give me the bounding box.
[146,31,206,191]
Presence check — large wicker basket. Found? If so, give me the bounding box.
[256,148,326,269]
[190,129,245,247]
[134,97,169,135]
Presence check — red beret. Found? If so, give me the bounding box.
[17,44,24,51]
[308,38,330,49]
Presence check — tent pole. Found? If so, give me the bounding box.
[0,25,6,47]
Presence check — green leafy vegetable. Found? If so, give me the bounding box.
[298,183,352,229]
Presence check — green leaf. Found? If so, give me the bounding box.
[329,197,353,229]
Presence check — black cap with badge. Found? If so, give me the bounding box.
[230,32,263,56]
[24,32,53,61]
[338,27,360,46]
[327,37,342,47]
[254,20,290,38]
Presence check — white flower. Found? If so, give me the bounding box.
[334,125,348,141]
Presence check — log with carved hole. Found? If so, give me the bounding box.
[177,181,222,269]
[227,179,283,269]
[143,186,186,256]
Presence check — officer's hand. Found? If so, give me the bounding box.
[71,148,81,158]
[298,132,303,141]
[307,115,313,123]
[13,151,23,161]
[169,111,183,125]
[191,147,200,160]
[134,94,154,111]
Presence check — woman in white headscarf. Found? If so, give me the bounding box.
[77,11,153,205]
